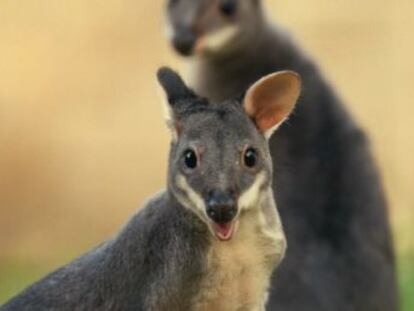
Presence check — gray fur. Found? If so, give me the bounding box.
[1,67,286,311]
[165,1,398,310]
[0,193,210,311]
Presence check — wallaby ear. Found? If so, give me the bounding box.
[156,67,197,139]
[244,71,301,139]
[157,67,196,105]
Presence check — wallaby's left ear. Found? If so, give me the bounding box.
[244,71,301,139]
[157,67,198,139]
[157,67,196,105]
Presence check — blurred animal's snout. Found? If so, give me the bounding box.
[206,191,237,224]
[173,29,196,56]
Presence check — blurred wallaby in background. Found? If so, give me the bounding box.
[165,0,398,310]
[0,68,300,311]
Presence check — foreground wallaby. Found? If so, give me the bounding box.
[165,1,398,310]
[0,68,301,311]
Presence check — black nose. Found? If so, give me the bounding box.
[172,30,196,56]
[206,192,237,224]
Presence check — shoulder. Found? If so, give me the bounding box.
[117,190,170,237]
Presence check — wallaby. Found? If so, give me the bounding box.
[165,1,398,310]
[0,67,301,311]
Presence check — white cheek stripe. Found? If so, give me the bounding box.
[199,24,239,52]
[238,172,266,210]
[176,172,267,214]
[176,174,206,213]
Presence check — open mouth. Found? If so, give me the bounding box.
[211,221,238,241]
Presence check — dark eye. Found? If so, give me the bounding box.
[219,0,237,16]
[243,147,257,168]
[184,149,198,169]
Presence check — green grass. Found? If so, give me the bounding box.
[0,261,52,304]
[399,257,414,311]
[1,257,413,309]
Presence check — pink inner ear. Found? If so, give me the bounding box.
[256,115,277,132]
[245,71,301,134]
[255,113,284,132]
[254,101,288,132]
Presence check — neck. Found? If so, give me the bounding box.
[189,20,295,102]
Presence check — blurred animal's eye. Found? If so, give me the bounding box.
[243,147,257,168]
[219,0,237,16]
[184,149,198,169]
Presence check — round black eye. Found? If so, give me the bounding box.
[243,147,257,168]
[184,149,198,169]
[219,0,237,16]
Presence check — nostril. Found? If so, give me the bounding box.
[206,205,216,219]
[227,207,236,217]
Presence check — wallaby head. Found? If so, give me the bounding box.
[157,67,300,241]
[164,0,264,57]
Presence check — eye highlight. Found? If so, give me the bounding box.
[242,147,257,168]
[183,149,198,169]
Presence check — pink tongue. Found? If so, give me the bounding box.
[213,223,234,241]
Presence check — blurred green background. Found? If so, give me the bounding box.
[0,0,413,309]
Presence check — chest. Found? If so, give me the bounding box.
[193,212,286,311]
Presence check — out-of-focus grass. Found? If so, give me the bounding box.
[1,257,413,309]
[0,261,51,305]
[399,256,414,311]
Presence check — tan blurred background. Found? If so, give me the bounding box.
[0,0,413,307]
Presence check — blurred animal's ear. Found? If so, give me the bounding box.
[244,71,301,139]
[156,67,198,139]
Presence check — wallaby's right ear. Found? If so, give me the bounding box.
[244,71,301,139]
[157,67,196,138]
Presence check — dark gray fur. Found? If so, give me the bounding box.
[166,1,398,310]
[1,68,280,311]
[0,193,209,311]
